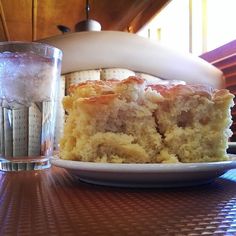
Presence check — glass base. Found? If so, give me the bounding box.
[0,156,51,171]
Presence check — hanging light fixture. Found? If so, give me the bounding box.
[57,0,101,33]
[75,0,101,32]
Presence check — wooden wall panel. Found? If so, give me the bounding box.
[0,15,7,41]
[37,0,84,39]
[0,0,8,41]
[1,0,32,41]
[0,0,169,41]
[90,0,150,31]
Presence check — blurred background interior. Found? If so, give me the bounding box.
[0,0,235,143]
[0,0,235,54]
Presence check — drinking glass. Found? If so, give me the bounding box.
[0,42,62,171]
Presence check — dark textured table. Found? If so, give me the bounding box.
[0,166,236,236]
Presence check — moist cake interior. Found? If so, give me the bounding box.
[60,77,234,163]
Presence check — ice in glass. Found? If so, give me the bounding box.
[0,42,62,171]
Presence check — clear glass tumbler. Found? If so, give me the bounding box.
[0,42,62,171]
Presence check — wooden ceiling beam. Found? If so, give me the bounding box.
[127,0,171,33]
[0,0,9,41]
[32,0,37,41]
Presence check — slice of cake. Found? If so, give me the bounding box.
[59,77,234,163]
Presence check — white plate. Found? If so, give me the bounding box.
[50,156,236,188]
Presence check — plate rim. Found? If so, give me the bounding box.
[50,155,236,173]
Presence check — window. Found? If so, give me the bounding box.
[137,0,236,55]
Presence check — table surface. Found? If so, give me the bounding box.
[0,166,236,236]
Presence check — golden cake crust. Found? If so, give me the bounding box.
[60,76,234,163]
